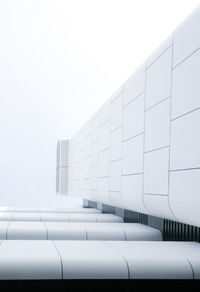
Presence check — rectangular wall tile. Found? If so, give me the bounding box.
[173,6,200,67]
[98,101,110,125]
[122,174,146,213]
[90,166,98,190]
[146,46,172,109]
[143,194,175,220]
[169,169,200,226]
[124,64,145,106]
[98,149,109,178]
[109,191,124,208]
[122,134,144,175]
[146,34,173,67]
[98,177,110,205]
[110,127,122,161]
[123,93,144,141]
[170,109,200,170]
[111,94,123,131]
[99,120,110,151]
[110,160,122,192]
[145,98,170,152]
[91,141,98,166]
[110,85,123,103]
[144,147,169,195]
[91,115,98,143]
[172,49,200,119]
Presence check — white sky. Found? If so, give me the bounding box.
[0,0,199,207]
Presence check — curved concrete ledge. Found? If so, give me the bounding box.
[0,207,101,214]
[0,240,199,279]
[0,212,122,223]
[2,222,162,241]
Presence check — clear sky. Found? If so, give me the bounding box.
[0,0,199,207]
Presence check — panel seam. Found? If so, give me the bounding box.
[52,241,64,279]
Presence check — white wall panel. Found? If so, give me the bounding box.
[124,64,145,106]
[144,147,169,195]
[98,149,109,178]
[110,86,123,103]
[67,6,200,226]
[91,141,98,166]
[91,114,99,143]
[146,34,173,67]
[98,101,110,126]
[169,169,200,226]
[123,93,144,141]
[110,160,121,192]
[90,166,98,190]
[146,46,172,109]
[122,174,146,213]
[145,98,170,152]
[99,120,110,151]
[173,5,200,67]
[110,127,122,161]
[109,191,124,208]
[170,109,200,170]
[122,134,143,175]
[143,194,175,220]
[172,50,200,119]
[111,94,123,131]
[98,177,110,205]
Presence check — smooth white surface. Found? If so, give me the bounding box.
[146,34,173,67]
[0,222,9,240]
[121,223,162,241]
[122,134,144,175]
[98,149,109,177]
[145,98,170,152]
[7,222,47,240]
[110,127,122,161]
[146,46,172,110]
[82,223,125,241]
[98,177,110,204]
[0,1,199,208]
[67,5,200,226]
[98,101,110,126]
[124,64,145,106]
[66,213,124,223]
[46,222,86,240]
[144,147,169,195]
[98,120,110,151]
[54,240,128,279]
[0,212,14,221]
[143,194,175,220]
[110,94,123,131]
[169,169,200,226]
[0,240,198,279]
[109,191,124,208]
[123,93,144,141]
[170,109,200,170]
[90,166,98,190]
[40,213,68,222]
[107,241,194,279]
[0,240,62,279]
[173,4,200,67]
[110,160,122,192]
[122,174,146,214]
[172,50,200,119]
[13,212,41,221]
[91,141,98,166]
[96,214,123,223]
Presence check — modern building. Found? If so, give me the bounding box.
[0,4,200,290]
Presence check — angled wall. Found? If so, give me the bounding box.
[67,5,200,227]
[56,138,69,195]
